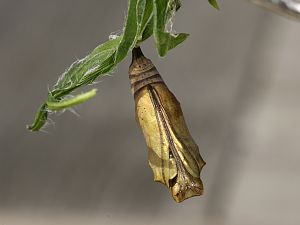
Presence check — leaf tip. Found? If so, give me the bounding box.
[209,0,220,10]
[27,103,49,132]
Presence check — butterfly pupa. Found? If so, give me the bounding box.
[129,47,205,203]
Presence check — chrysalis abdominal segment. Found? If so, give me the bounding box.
[129,47,205,203]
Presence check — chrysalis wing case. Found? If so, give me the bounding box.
[129,47,205,203]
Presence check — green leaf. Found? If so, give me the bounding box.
[153,0,189,57]
[208,0,219,10]
[51,37,121,100]
[114,0,140,63]
[138,0,154,42]
[139,17,153,43]
[27,104,48,132]
[47,89,97,111]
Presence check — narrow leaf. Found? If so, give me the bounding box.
[47,89,97,111]
[208,0,219,10]
[27,104,48,132]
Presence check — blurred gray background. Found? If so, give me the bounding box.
[0,0,300,224]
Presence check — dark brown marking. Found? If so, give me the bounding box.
[147,85,188,182]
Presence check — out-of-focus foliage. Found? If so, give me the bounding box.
[208,0,219,9]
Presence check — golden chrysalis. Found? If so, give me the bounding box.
[129,47,205,203]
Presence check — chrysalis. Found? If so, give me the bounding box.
[129,47,205,203]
